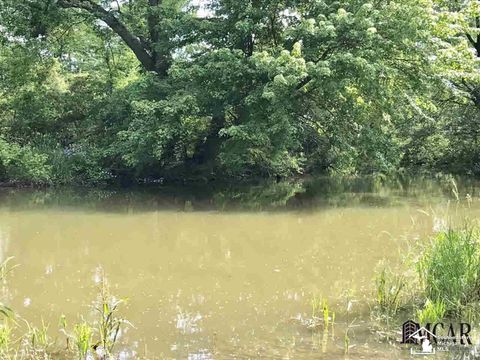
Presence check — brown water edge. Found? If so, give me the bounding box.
[0,177,479,359]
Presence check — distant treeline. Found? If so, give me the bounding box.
[0,0,479,185]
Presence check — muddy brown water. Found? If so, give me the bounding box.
[0,177,479,359]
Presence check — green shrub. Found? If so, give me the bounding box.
[0,137,51,184]
[45,145,111,185]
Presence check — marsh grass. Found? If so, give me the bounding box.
[417,226,480,315]
[0,322,12,356]
[73,322,93,360]
[375,268,405,316]
[0,258,16,320]
[416,299,446,324]
[343,329,350,355]
[451,178,460,201]
[0,259,17,359]
[344,293,354,355]
[374,220,480,338]
[23,318,53,357]
[93,273,131,357]
[0,260,131,360]
[56,274,131,360]
[28,319,51,349]
[371,262,417,342]
[310,296,335,330]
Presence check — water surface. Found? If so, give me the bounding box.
[0,177,479,359]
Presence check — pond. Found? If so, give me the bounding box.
[0,176,479,359]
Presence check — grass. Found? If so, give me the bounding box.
[417,226,480,315]
[0,259,130,360]
[374,221,480,335]
[73,323,93,360]
[25,318,53,357]
[375,267,405,316]
[93,272,131,357]
[0,258,16,320]
[310,296,334,330]
[0,322,12,357]
[416,299,446,324]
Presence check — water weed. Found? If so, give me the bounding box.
[25,318,53,355]
[310,296,334,330]
[375,267,405,316]
[0,262,132,360]
[0,258,16,320]
[0,258,18,284]
[451,178,459,201]
[344,329,350,355]
[0,321,12,356]
[416,299,446,324]
[322,300,330,328]
[93,272,131,357]
[417,226,480,314]
[311,295,322,319]
[373,222,480,338]
[73,322,93,360]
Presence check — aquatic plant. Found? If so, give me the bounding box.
[93,272,131,357]
[344,291,354,355]
[311,295,321,319]
[0,322,12,357]
[451,178,460,201]
[344,329,350,355]
[308,295,337,354]
[322,299,330,328]
[56,273,131,359]
[0,259,131,359]
[417,226,480,314]
[25,318,53,355]
[0,258,16,320]
[0,258,18,285]
[310,296,334,330]
[375,267,405,316]
[416,299,446,324]
[373,223,480,338]
[73,322,93,360]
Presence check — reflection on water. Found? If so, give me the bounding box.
[0,225,9,264]
[1,174,478,212]
[0,176,478,359]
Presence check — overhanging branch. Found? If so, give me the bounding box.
[57,0,158,73]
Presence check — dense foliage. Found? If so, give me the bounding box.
[0,0,479,184]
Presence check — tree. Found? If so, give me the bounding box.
[0,0,477,183]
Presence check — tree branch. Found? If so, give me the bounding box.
[57,0,159,74]
[466,32,477,47]
[296,46,335,91]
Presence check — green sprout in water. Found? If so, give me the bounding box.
[25,318,53,354]
[417,299,446,324]
[311,295,334,330]
[93,270,132,357]
[0,322,11,357]
[74,322,93,360]
[375,268,405,316]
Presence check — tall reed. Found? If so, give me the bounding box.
[417,226,480,314]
